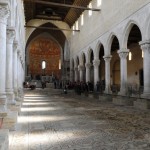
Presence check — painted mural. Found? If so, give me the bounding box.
[28,37,61,79]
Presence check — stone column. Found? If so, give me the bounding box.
[85,63,91,82]
[17,51,21,101]
[74,67,78,82]
[13,41,18,100]
[93,59,100,89]
[78,65,84,82]
[139,40,150,99]
[70,69,74,82]
[118,49,129,95]
[0,5,9,111]
[103,55,112,94]
[6,28,15,104]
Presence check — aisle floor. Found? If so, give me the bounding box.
[9,89,150,150]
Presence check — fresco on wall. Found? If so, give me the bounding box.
[28,37,61,79]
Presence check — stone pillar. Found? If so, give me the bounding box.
[118,49,129,95]
[74,67,78,82]
[70,69,74,82]
[139,40,150,99]
[78,65,84,82]
[0,5,9,111]
[17,51,21,101]
[93,59,100,89]
[85,63,91,82]
[103,55,112,94]
[6,28,15,104]
[13,41,18,100]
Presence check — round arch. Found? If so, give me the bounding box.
[95,40,105,58]
[145,15,150,40]
[122,20,143,48]
[87,48,94,63]
[107,33,120,54]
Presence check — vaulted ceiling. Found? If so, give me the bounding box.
[23,0,93,27]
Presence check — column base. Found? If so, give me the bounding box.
[6,91,16,104]
[104,88,112,94]
[0,94,7,112]
[141,93,150,100]
[134,99,150,110]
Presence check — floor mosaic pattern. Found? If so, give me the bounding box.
[9,89,150,150]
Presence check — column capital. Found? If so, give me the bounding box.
[85,63,91,69]
[118,49,129,59]
[139,40,150,53]
[0,4,10,24]
[7,28,15,44]
[103,55,112,62]
[74,67,78,71]
[13,41,18,51]
[93,59,100,67]
[78,65,84,71]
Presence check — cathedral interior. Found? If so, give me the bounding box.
[0,0,150,149]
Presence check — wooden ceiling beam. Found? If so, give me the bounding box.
[25,25,80,32]
[24,0,101,11]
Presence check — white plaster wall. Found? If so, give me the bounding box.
[70,0,150,58]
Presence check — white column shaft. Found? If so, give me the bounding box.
[6,29,15,104]
[104,56,112,94]
[85,63,91,82]
[118,50,129,95]
[140,41,150,99]
[0,5,9,110]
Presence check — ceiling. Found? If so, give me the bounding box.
[23,0,92,27]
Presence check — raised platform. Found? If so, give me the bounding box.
[99,94,112,102]
[113,96,134,106]
[134,99,150,110]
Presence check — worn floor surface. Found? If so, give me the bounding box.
[9,89,150,150]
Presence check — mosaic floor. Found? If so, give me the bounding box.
[9,89,150,150]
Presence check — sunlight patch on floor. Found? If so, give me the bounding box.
[18,116,71,123]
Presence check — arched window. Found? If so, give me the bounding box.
[142,50,144,58]
[129,52,132,61]
[81,14,84,26]
[89,3,92,16]
[76,21,79,30]
[42,60,46,69]
[97,0,102,7]
[72,25,75,35]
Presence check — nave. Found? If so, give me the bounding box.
[9,89,150,150]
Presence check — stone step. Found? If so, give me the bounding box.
[0,129,9,150]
